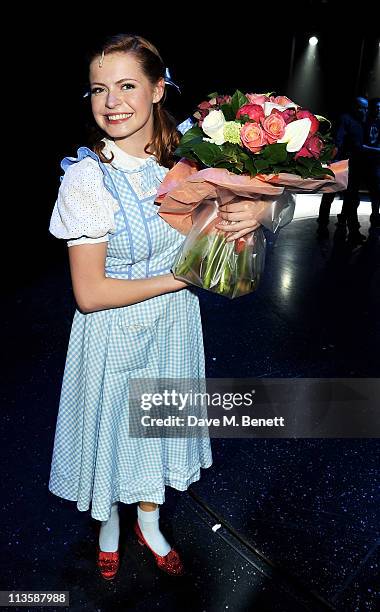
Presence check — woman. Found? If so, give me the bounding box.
[48,33,263,580]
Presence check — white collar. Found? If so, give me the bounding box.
[102,138,156,170]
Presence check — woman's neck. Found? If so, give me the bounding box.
[112,138,153,159]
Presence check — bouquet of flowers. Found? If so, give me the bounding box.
[155,90,348,298]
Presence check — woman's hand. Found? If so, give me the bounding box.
[165,273,189,291]
[214,200,263,241]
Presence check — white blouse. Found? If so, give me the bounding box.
[49,139,155,247]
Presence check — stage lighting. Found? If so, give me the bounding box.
[309,36,318,46]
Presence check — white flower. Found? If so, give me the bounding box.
[264,102,298,117]
[202,110,226,145]
[278,118,312,152]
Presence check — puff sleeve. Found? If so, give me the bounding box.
[49,156,119,247]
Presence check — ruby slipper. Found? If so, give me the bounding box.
[96,545,120,580]
[133,520,185,576]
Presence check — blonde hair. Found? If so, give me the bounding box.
[87,33,181,168]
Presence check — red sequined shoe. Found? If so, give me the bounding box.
[133,520,185,576]
[96,545,120,580]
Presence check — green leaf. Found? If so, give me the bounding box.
[243,157,257,176]
[178,125,204,147]
[296,157,314,169]
[230,90,249,116]
[262,143,288,163]
[176,125,206,159]
[176,140,204,158]
[207,91,219,99]
[271,165,293,174]
[296,166,311,178]
[192,142,223,166]
[173,149,199,162]
[319,143,335,163]
[310,164,335,178]
[321,167,335,178]
[228,166,244,176]
[221,142,240,160]
[236,113,253,124]
[214,160,245,173]
[220,103,236,121]
[254,158,271,172]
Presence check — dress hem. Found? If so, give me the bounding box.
[48,460,213,521]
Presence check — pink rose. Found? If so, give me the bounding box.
[236,104,265,123]
[296,109,319,135]
[198,100,212,110]
[245,93,269,107]
[270,95,295,107]
[218,95,232,105]
[294,145,313,159]
[306,135,324,157]
[195,95,232,127]
[261,113,286,143]
[240,122,267,153]
[208,95,232,107]
[194,102,211,127]
[295,135,324,159]
[271,107,297,124]
[197,95,231,110]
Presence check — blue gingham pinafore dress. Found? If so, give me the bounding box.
[48,147,213,521]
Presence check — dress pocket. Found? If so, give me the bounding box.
[110,312,158,373]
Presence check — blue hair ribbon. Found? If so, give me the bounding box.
[164,67,181,94]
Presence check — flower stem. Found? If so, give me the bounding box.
[203,231,226,289]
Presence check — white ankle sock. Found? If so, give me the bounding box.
[137,505,171,557]
[99,502,120,552]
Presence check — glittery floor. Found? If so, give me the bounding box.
[1,211,379,611]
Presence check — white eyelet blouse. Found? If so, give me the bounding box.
[49,139,155,247]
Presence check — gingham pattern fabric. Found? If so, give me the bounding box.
[48,147,213,521]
